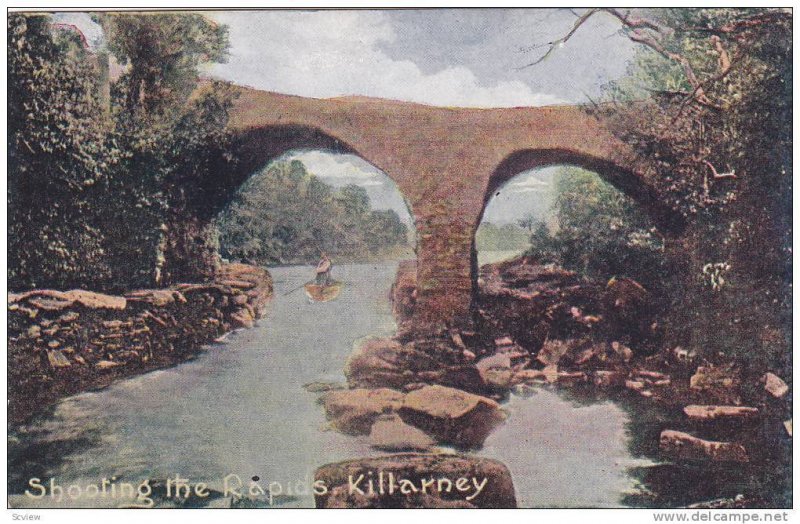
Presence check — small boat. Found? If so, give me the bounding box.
[304,280,343,302]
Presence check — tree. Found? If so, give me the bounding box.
[526,167,665,289]
[524,8,792,370]
[8,13,237,290]
[8,14,119,290]
[216,159,411,265]
[98,13,228,115]
[516,214,537,232]
[99,12,235,286]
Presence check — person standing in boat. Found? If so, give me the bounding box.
[315,253,332,286]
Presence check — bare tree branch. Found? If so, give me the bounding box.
[518,7,736,110]
[600,8,666,35]
[516,8,600,70]
[703,160,737,180]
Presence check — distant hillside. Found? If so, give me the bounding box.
[475,222,531,252]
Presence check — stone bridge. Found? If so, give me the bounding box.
[202,85,682,331]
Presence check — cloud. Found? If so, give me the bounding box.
[509,178,550,189]
[203,11,565,108]
[285,150,385,183]
[508,187,547,194]
[504,171,553,194]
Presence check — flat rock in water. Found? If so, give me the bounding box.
[323,388,405,435]
[659,429,749,462]
[125,289,184,306]
[314,453,516,508]
[217,278,256,290]
[683,405,759,421]
[369,413,436,451]
[95,360,122,370]
[46,350,71,368]
[476,353,511,372]
[494,336,514,348]
[11,289,126,311]
[398,385,506,449]
[537,339,570,367]
[229,308,254,328]
[686,494,749,509]
[481,368,515,389]
[303,381,346,393]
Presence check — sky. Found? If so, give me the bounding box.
[53,9,639,226]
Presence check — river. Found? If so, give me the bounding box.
[9,262,663,509]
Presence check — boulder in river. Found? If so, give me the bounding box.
[659,429,749,462]
[314,453,516,508]
[345,336,487,394]
[369,413,436,451]
[592,370,626,388]
[398,385,506,449]
[475,353,514,388]
[322,388,405,435]
[345,337,436,389]
[690,366,737,391]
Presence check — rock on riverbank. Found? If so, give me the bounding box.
[8,263,273,424]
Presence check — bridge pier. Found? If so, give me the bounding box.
[411,214,477,334]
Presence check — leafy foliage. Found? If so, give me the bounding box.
[98,13,228,114]
[8,14,118,289]
[526,167,667,293]
[8,13,234,291]
[597,8,791,369]
[216,160,411,265]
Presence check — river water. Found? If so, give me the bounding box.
[9,263,660,509]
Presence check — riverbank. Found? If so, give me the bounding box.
[314,257,791,508]
[7,262,273,425]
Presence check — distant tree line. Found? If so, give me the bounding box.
[215,159,411,266]
[475,222,531,252]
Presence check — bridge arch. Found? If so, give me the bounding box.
[470,148,684,301]
[171,121,419,295]
[482,148,684,234]
[194,123,408,221]
[470,148,685,296]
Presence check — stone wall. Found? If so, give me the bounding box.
[7,263,272,424]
